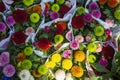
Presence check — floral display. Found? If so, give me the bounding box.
[1,0,120,80]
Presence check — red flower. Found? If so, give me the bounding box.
[52,24,64,35]
[60,5,70,18]
[72,16,85,29]
[13,10,28,24]
[0,2,6,12]
[11,31,27,44]
[102,45,115,60]
[37,38,51,50]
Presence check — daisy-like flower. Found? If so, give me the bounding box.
[55,69,65,80]
[70,40,79,50]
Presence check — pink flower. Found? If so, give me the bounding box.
[0,52,9,67]
[3,64,15,77]
[105,19,114,27]
[98,57,108,67]
[66,30,72,41]
[44,26,50,32]
[50,12,59,20]
[6,16,15,26]
[62,50,72,58]
[65,1,71,8]
[70,40,79,50]
[0,22,6,32]
[85,35,92,42]
[25,27,35,35]
[96,44,102,52]
[75,35,84,43]
[105,29,111,37]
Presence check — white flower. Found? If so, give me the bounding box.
[29,75,34,80]
[19,69,31,80]
[65,73,73,80]
[5,0,14,4]
[55,69,65,80]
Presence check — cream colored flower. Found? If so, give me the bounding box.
[55,69,65,80]
[19,69,31,80]
[65,73,73,80]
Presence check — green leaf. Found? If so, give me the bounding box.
[92,63,110,73]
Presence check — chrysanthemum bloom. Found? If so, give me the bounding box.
[56,0,65,5]
[17,53,26,62]
[107,0,119,8]
[23,0,34,6]
[19,69,31,80]
[0,22,6,32]
[88,54,96,63]
[96,44,102,52]
[51,4,60,12]
[62,59,73,70]
[0,52,9,67]
[105,19,115,28]
[89,2,98,10]
[32,5,42,14]
[23,47,33,56]
[92,10,101,18]
[51,53,61,63]
[46,61,56,69]
[37,38,51,50]
[76,7,85,15]
[57,21,67,30]
[52,24,64,35]
[21,59,32,70]
[74,51,85,62]
[13,10,28,24]
[54,34,64,44]
[5,0,14,4]
[11,31,27,44]
[44,26,50,32]
[72,16,85,29]
[99,57,108,67]
[25,27,35,35]
[114,9,120,20]
[66,73,73,80]
[0,2,6,12]
[30,13,40,23]
[87,43,97,52]
[38,65,48,75]
[55,69,65,80]
[71,65,84,78]
[62,50,72,58]
[70,40,79,50]
[94,25,104,36]
[6,16,15,26]
[83,13,92,22]
[3,64,15,77]
[75,35,84,43]
[85,35,92,42]
[60,5,70,17]
[65,1,72,8]
[50,12,59,20]
[98,0,107,5]
[32,70,41,78]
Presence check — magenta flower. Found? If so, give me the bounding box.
[0,52,10,67]
[98,57,108,67]
[6,16,15,26]
[62,50,72,58]
[105,29,111,37]
[50,12,59,20]
[92,10,101,18]
[85,35,92,42]
[89,2,98,10]
[83,13,92,22]
[0,22,6,32]
[70,40,79,50]
[44,26,50,32]
[3,64,15,77]
[66,30,72,41]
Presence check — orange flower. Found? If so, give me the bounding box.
[26,8,32,13]
[107,0,119,8]
[74,51,85,62]
[98,0,107,5]
[33,70,41,78]
[32,5,42,14]
[58,21,67,30]
[71,65,84,78]
[45,3,50,10]
[118,46,120,53]
[17,53,26,62]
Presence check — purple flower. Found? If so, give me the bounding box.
[3,64,16,77]
[89,2,98,10]
[92,10,101,18]
[6,16,15,26]
[0,22,6,32]
[70,40,79,50]
[63,50,72,58]
[98,57,108,67]
[83,13,92,22]
[44,26,50,32]
[0,52,9,67]
[50,12,59,20]
[66,30,72,41]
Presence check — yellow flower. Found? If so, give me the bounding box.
[46,61,56,69]
[71,65,84,78]
[74,51,85,62]
[51,53,61,63]
[62,59,73,70]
